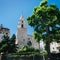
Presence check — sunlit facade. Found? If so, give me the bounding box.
[16,15,39,49]
[0,24,10,42]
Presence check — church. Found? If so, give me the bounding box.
[16,15,39,49]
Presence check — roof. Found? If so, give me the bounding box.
[2,27,10,30]
[0,24,10,31]
[19,15,24,21]
[27,35,33,37]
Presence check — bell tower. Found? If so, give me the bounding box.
[18,15,26,28]
[16,15,27,48]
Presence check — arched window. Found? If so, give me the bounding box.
[21,24,23,28]
[53,47,54,49]
[27,41,32,46]
[22,21,23,23]
[23,39,25,41]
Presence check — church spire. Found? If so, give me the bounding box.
[18,15,26,28]
[19,15,24,21]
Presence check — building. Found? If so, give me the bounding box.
[0,24,10,42]
[50,41,60,53]
[16,15,39,49]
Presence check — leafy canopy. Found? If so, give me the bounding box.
[0,34,16,54]
[27,0,60,43]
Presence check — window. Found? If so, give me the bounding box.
[53,47,54,49]
[59,49,60,52]
[21,24,23,28]
[6,33,8,34]
[27,41,32,46]
[22,21,23,23]
[23,39,25,41]
[28,38,30,40]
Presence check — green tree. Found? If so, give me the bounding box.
[17,45,39,53]
[10,34,17,53]
[0,34,17,54]
[27,0,60,54]
[0,35,10,54]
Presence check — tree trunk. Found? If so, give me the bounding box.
[39,42,40,52]
[43,55,45,60]
[46,26,50,54]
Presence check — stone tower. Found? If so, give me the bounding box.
[16,15,27,48]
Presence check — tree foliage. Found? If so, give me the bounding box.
[0,35,10,53]
[0,34,16,54]
[17,45,39,53]
[27,0,60,53]
[8,34,17,53]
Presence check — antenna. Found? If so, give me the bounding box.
[21,11,24,18]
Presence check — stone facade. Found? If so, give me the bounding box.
[16,15,39,49]
[0,24,10,42]
[50,42,60,53]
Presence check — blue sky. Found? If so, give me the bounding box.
[0,0,60,37]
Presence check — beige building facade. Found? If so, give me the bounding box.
[16,15,39,49]
[50,42,60,53]
[0,24,10,42]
